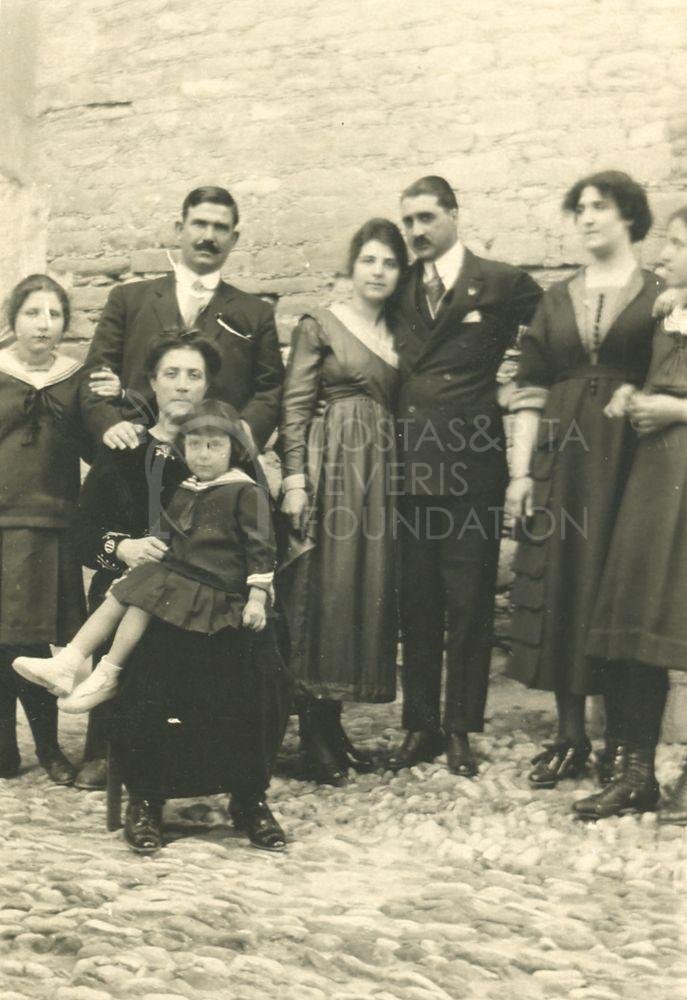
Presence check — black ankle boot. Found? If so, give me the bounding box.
[573,746,660,820]
[298,702,347,787]
[596,743,627,787]
[124,797,163,853]
[658,758,687,825]
[324,704,376,774]
[528,737,591,789]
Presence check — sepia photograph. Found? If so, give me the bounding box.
[0,0,685,997]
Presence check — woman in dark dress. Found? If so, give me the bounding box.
[505,172,662,789]
[71,336,290,852]
[576,207,687,820]
[0,274,119,783]
[278,219,406,785]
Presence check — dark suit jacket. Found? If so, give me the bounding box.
[396,249,542,497]
[84,274,285,449]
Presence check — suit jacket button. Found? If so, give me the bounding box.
[408,405,416,414]
[443,373,452,380]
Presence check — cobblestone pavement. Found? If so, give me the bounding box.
[1,655,685,1000]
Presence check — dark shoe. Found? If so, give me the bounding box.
[74,757,107,791]
[387,730,444,772]
[658,760,687,826]
[229,798,286,852]
[528,738,591,789]
[596,743,627,787]
[0,741,20,778]
[38,748,76,786]
[298,703,348,786]
[573,747,660,820]
[124,797,163,853]
[446,733,478,778]
[329,724,377,775]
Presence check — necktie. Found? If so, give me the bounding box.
[424,263,446,317]
[183,278,213,328]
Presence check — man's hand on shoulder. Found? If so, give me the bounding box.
[103,421,142,450]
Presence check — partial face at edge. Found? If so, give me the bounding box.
[400,194,458,262]
[660,217,687,289]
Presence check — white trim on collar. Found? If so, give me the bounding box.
[180,468,256,492]
[0,348,83,390]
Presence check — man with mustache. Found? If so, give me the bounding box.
[76,186,284,791]
[388,175,542,778]
[84,185,284,453]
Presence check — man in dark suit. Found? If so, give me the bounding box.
[388,175,542,777]
[76,186,285,791]
[85,185,284,452]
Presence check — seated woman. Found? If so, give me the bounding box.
[58,335,291,853]
[0,274,119,784]
[14,399,275,711]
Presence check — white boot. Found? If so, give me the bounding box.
[57,658,122,714]
[13,644,85,696]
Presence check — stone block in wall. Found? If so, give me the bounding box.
[69,285,111,311]
[130,249,173,274]
[52,256,129,277]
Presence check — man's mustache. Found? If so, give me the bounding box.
[413,238,430,249]
[194,241,219,253]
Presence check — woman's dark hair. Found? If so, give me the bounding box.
[181,186,239,227]
[346,217,409,277]
[6,274,70,332]
[176,399,251,471]
[668,206,687,229]
[562,170,652,243]
[144,333,222,381]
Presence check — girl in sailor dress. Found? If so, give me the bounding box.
[14,399,277,712]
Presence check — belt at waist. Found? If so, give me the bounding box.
[554,366,640,384]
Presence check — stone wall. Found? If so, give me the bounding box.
[3,0,687,347]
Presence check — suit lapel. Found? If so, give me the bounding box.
[200,281,241,343]
[151,274,184,333]
[409,249,485,370]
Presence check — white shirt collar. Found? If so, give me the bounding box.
[424,240,465,291]
[175,260,221,291]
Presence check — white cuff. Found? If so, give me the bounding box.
[283,474,306,491]
[247,572,274,589]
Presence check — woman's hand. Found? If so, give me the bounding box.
[116,536,168,568]
[89,367,122,399]
[652,288,687,319]
[604,383,637,419]
[103,420,142,450]
[242,587,267,631]
[505,475,534,523]
[627,393,686,436]
[281,487,309,537]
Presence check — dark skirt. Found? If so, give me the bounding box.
[277,396,397,703]
[0,527,85,646]
[111,617,292,801]
[588,422,687,671]
[507,373,638,695]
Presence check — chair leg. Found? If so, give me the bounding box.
[106,742,122,832]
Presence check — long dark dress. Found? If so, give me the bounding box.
[72,434,290,801]
[588,316,687,671]
[277,308,398,703]
[507,269,661,695]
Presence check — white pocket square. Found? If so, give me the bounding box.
[464,310,482,323]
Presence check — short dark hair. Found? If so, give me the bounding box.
[401,175,458,212]
[6,274,70,333]
[176,399,249,469]
[562,170,652,243]
[346,217,409,277]
[181,186,239,227]
[144,332,222,380]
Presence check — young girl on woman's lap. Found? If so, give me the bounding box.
[14,400,275,711]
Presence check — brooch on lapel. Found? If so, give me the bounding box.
[216,314,252,340]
